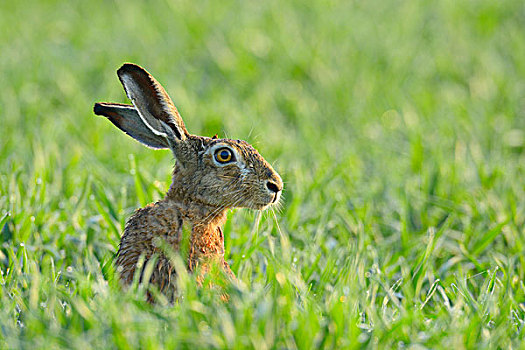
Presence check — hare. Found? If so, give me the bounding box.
[93,63,283,300]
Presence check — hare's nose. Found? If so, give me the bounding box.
[266,180,282,193]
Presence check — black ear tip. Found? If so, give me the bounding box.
[93,102,104,115]
[117,63,145,77]
[94,102,113,117]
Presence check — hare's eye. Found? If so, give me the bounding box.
[214,148,234,163]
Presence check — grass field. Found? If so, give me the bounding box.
[1,0,525,348]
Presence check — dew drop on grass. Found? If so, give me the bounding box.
[358,333,369,343]
[326,237,337,249]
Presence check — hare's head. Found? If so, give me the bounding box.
[94,64,282,210]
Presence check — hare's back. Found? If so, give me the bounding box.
[115,201,183,284]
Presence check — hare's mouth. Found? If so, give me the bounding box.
[250,192,281,211]
[252,202,273,211]
[271,191,281,204]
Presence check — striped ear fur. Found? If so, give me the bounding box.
[93,102,170,149]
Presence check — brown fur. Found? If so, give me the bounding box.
[94,64,282,301]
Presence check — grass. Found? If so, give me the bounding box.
[1,0,525,348]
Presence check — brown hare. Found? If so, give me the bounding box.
[93,63,282,300]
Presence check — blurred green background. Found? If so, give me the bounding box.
[1,0,525,348]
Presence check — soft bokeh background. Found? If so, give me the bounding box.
[1,0,525,347]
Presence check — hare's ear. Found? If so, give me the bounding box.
[117,63,189,144]
[93,102,170,149]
